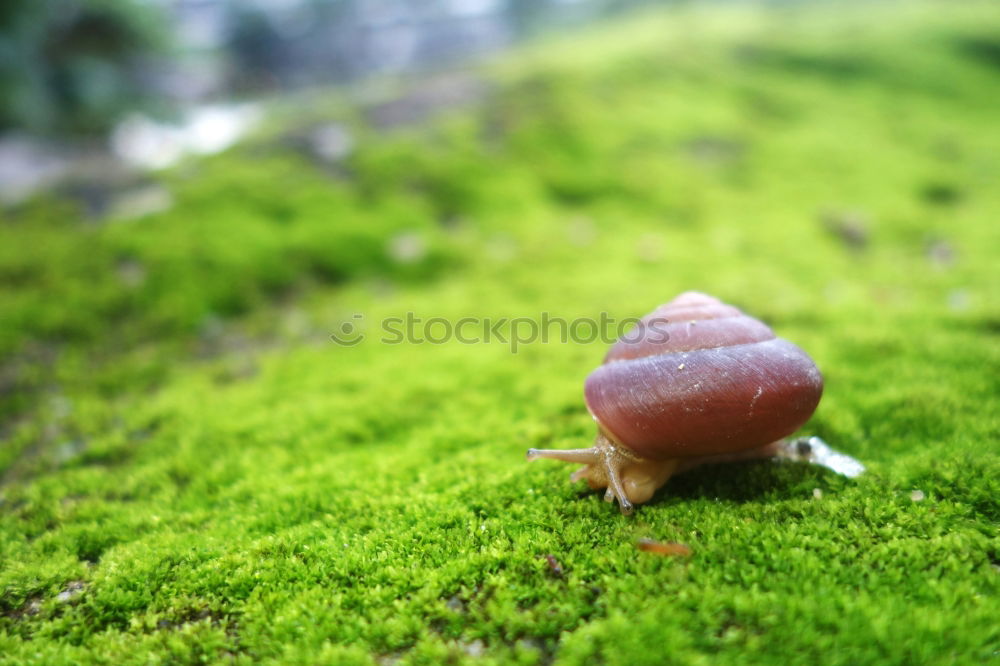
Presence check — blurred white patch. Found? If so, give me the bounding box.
[310,123,354,162]
[926,239,956,269]
[485,233,517,262]
[56,581,85,603]
[111,104,262,170]
[106,184,173,221]
[910,489,925,502]
[566,216,596,246]
[0,135,70,204]
[448,0,502,17]
[387,232,427,264]
[947,289,970,311]
[636,233,665,263]
[462,639,485,657]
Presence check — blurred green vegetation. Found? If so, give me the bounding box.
[0,0,167,134]
[1,1,999,663]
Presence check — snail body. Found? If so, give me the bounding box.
[528,292,823,514]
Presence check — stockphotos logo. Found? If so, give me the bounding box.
[330,313,366,346]
[330,313,671,353]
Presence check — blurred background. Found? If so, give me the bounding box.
[1,0,657,201]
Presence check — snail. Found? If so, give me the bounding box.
[528,291,825,515]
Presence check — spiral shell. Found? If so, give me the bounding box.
[586,291,823,459]
[527,291,824,514]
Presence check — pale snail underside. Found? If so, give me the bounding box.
[528,291,823,515]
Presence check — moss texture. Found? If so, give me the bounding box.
[2,2,999,663]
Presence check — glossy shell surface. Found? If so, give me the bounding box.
[584,292,823,459]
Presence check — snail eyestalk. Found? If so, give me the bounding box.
[525,447,598,465]
[528,433,678,515]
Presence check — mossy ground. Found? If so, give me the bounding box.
[2,2,999,663]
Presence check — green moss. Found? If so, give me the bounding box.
[2,1,999,663]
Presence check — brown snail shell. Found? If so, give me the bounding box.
[527,292,823,515]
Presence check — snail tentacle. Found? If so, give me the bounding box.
[604,455,634,515]
[529,432,649,515]
[526,447,599,464]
